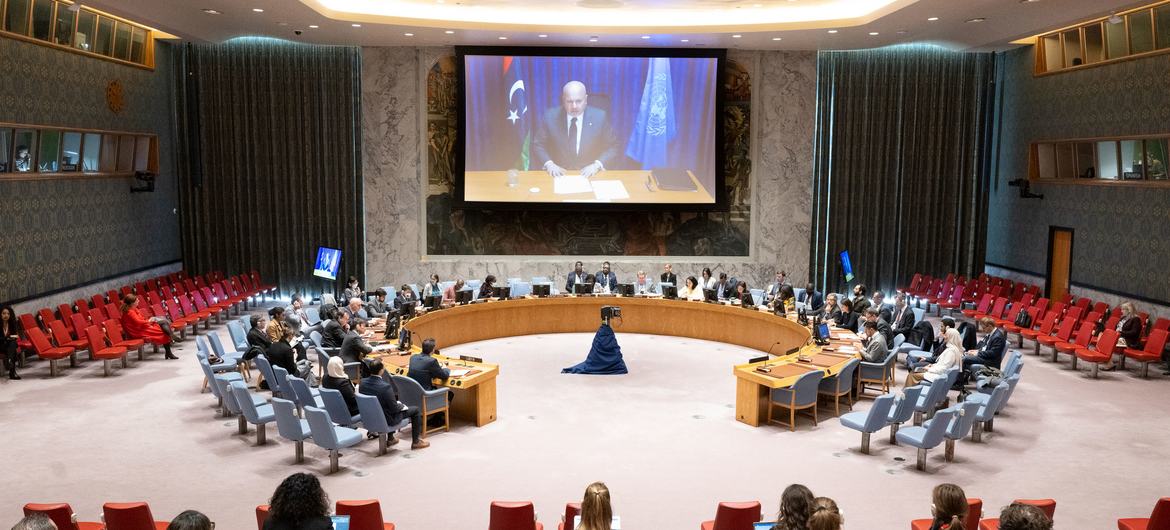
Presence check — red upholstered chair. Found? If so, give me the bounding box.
[70,314,93,355]
[251,269,278,298]
[191,291,227,323]
[962,294,994,319]
[700,501,762,530]
[1035,316,1078,356]
[255,505,270,530]
[165,303,199,339]
[902,273,923,296]
[19,313,41,334]
[105,319,149,359]
[975,297,1009,322]
[105,303,122,321]
[910,498,983,530]
[23,503,103,530]
[938,285,967,315]
[1054,314,1098,366]
[73,299,90,313]
[178,295,212,329]
[1118,497,1170,530]
[488,501,544,530]
[102,502,169,530]
[85,325,129,376]
[979,499,1056,530]
[557,503,582,530]
[37,308,56,327]
[1154,318,1170,334]
[1124,329,1169,378]
[57,303,75,323]
[48,320,89,359]
[336,499,397,530]
[1005,307,1041,347]
[27,327,74,376]
[106,289,120,303]
[1076,329,1121,378]
[90,294,106,311]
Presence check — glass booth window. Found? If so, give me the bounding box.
[1146,139,1169,180]
[53,1,74,46]
[1083,23,1105,64]
[116,134,134,172]
[13,130,36,172]
[82,133,101,172]
[75,9,95,51]
[1120,140,1145,180]
[1130,10,1155,55]
[95,16,114,56]
[4,0,31,35]
[0,129,10,172]
[113,21,131,60]
[1041,34,1062,71]
[1056,143,1076,179]
[1097,141,1120,180]
[1062,29,1083,67]
[31,0,53,41]
[1105,18,1129,59]
[130,26,147,64]
[99,134,117,172]
[1036,143,1056,179]
[61,132,82,171]
[1157,4,1170,51]
[38,130,61,172]
[1075,142,1096,179]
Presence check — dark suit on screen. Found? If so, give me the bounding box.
[531,106,620,171]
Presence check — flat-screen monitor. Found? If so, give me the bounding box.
[617,283,634,296]
[312,247,341,281]
[661,284,678,299]
[816,323,831,341]
[493,286,512,299]
[741,293,755,307]
[573,282,595,295]
[423,295,441,310]
[840,250,855,283]
[703,288,717,303]
[456,289,473,305]
[457,46,725,211]
[532,283,551,297]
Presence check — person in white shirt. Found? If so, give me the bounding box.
[905,327,963,386]
[633,270,653,294]
[680,276,704,302]
[700,267,716,290]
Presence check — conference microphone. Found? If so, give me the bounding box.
[766,341,785,356]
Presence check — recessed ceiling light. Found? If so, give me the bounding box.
[753,3,762,7]
[966,17,985,23]
[869,31,879,35]
[827,29,838,34]
[404,32,414,36]
[308,25,318,29]
[1019,0,1039,3]
[896,30,908,34]
[351,23,361,27]
[445,30,455,34]
[499,36,508,40]
[640,35,650,39]
[681,39,689,42]
[927,16,939,21]
[201,8,221,14]
[277,22,289,26]
[589,37,598,42]
[252,8,263,12]
[538,34,547,38]
[732,34,741,38]
[771,37,782,41]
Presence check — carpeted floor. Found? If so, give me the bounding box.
[2,305,1168,529]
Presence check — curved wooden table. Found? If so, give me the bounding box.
[400,296,859,428]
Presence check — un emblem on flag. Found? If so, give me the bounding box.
[647,73,670,137]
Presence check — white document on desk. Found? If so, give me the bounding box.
[448,369,471,378]
[591,180,630,201]
[553,175,593,194]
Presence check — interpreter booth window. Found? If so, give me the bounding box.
[130,26,146,64]
[0,129,10,172]
[99,134,117,172]
[94,15,114,56]
[1041,34,1062,71]
[1036,143,1056,179]
[116,134,134,172]
[38,129,61,172]
[1146,139,1169,179]
[60,131,82,171]
[1120,140,1146,180]
[53,1,74,46]
[1075,142,1096,179]
[75,9,95,51]
[113,21,131,61]
[1062,29,1082,67]
[1130,10,1155,55]
[133,136,150,171]
[82,133,101,172]
[1157,4,1170,50]
[1097,141,1120,180]
[12,130,36,173]
[1055,143,1076,179]
[1083,24,1105,64]
[4,0,30,34]
[30,0,52,41]
[1106,18,1129,59]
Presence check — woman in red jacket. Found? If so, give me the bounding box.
[120,294,179,359]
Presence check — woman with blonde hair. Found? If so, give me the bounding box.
[808,497,843,530]
[927,483,967,530]
[906,327,964,387]
[1102,302,1143,371]
[576,482,613,530]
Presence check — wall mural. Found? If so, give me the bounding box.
[424,55,752,256]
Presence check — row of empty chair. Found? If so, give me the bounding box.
[12,270,276,377]
[26,495,1170,529]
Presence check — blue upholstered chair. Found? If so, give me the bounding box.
[208,332,250,381]
[230,380,276,445]
[912,369,957,425]
[767,370,824,431]
[253,355,280,397]
[304,406,364,474]
[975,351,1023,393]
[288,375,324,414]
[531,276,550,285]
[197,336,241,370]
[304,307,321,326]
[319,387,361,427]
[509,281,532,298]
[356,393,410,455]
[817,358,860,416]
[270,365,293,400]
[237,315,252,334]
[198,356,243,413]
[392,374,449,436]
[272,398,311,464]
[966,381,1010,442]
[858,352,897,397]
[912,307,926,324]
[887,385,924,444]
[750,288,767,307]
[925,400,980,462]
[320,293,337,307]
[227,320,249,352]
[895,407,957,471]
[838,392,895,454]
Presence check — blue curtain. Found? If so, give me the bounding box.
[464,55,716,183]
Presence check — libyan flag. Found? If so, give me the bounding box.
[503,56,530,170]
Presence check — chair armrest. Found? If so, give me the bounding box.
[421,387,448,410]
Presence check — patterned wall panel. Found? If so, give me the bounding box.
[988,46,1170,303]
[363,47,817,288]
[0,38,180,303]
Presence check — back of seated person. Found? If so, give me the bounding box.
[997,503,1052,530]
[408,338,450,391]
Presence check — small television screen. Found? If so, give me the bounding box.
[532,283,551,297]
[573,282,595,295]
[456,289,473,304]
[617,283,634,296]
[839,250,854,283]
[817,323,831,340]
[313,247,342,281]
[661,284,678,299]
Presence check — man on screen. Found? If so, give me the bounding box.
[532,81,619,178]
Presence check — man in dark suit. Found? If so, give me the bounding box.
[864,308,895,349]
[870,291,893,324]
[594,261,618,294]
[765,270,791,304]
[963,317,1007,373]
[715,272,737,300]
[799,283,824,314]
[889,292,916,343]
[340,318,373,363]
[566,260,588,293]
[321,311,349,349]
[245,314,271,360]
[851,284,871,316]
[408,338,450,392]
[531,81,620,178]
[359,359,429,450]
[393,284,417,310]
[366,288,390,318]
[660,263,677,286]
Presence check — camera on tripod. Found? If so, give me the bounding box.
[601,305,622,324]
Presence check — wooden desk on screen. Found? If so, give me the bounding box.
[732,328,863,427]
[464,170,714,204]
